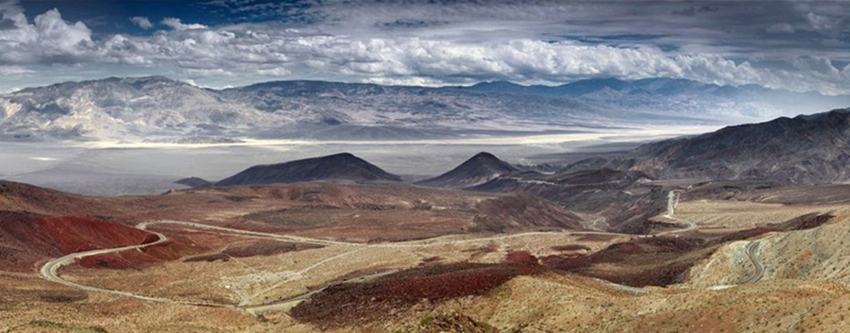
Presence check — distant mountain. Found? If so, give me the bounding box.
[174,177,212,188]
[465,78,848,119]
[2,76,846,142]
[466,81,532,94]
[215,153,402,186]
[0,76,265,142]
[466,78,629,96]
[564,108,850,185]
[217,79,618,138]
[416,152,519,189]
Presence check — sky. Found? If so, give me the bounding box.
[0,0,848,95]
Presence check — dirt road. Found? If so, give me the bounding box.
[742,241,764,284]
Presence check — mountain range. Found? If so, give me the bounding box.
[2,76,847,142]
[563,108,850,185]
[409,109,849,231]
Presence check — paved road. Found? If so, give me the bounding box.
[138,221,351,246]
[742,241,764,284]
[142,220,641,249]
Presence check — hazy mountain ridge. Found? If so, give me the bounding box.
[219,80,628,134]
[2,76,846,142]
[469,78,849,119]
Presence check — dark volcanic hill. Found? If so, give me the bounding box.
[416,152,519,189]
[564,108,850,185]
[175,177,212,188]
[215,153,402,186]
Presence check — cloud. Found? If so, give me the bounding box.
[806,12,838,31]
[0,0,23,18]
[1,3,849,96]
[766,57,849,94]
[161,17,208,31]
[310,39,761,86]
[130,16,153,29]
[792,56,842,77]
[766,23,795,34]
[0,0,26,30]
[0,65,33,75]
[184,68,233,77]
[0,8,93,65]
[256,67,291,76]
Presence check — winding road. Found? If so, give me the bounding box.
[742,241,764,284]
[39,229,236,308]
[39,216,700,313]
[39,230,169,302]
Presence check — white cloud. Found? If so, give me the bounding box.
[256,67,291,76]
[792,56,840,76]
[184,68,233,77]
[161,18,207,31]
[0,8,93,64]
[363,76,450,87]
[130,16,153,29]
[805,12,837,31]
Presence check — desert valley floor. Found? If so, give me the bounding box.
[2,178,849,333]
